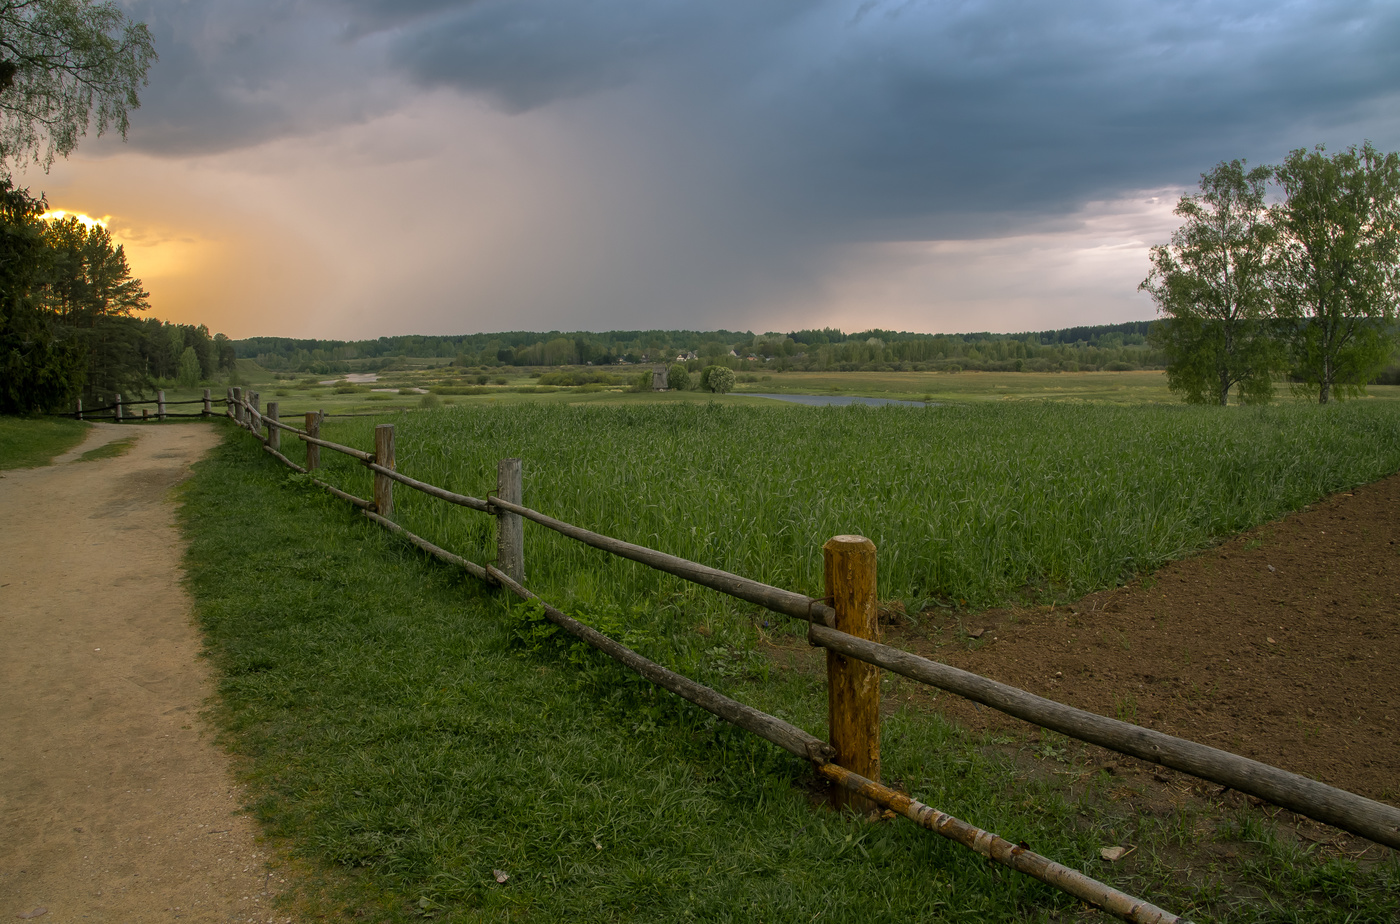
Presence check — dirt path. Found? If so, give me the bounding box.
[0,423,293,923]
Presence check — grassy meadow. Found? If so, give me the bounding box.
[181,419,1400,923]
[310,400,1400,624]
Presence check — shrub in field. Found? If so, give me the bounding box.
[667,364,690,391]
[701,365,735,394]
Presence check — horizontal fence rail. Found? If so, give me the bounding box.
[483,494,838,627]
[807,625,1400,850]
[218,393,1400,920]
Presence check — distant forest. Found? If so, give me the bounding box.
[235,322,1165,375]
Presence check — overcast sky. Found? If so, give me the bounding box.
[20,0,1400,339]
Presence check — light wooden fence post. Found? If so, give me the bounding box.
[142,408,149,421]
[249,391,261,438]
[232,387,243,424]
[496,458,524,585]
[824,534,880,813]
[305,411,321,471]
[203,388,211,416]
[373,424,395,517]
[115,393,122,423]
[76,398,82,421]
[157,389,166,420]
[266,402,280,450]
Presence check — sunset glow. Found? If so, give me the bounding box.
[40,209,110,230]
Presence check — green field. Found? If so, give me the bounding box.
[308,401,1400,628]
[182,419,1400,923]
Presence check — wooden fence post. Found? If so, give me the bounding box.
[115,393,122,423]
[266,402,280,450]
[157,389,166,421]
[203,388,211,416]
[497,458,524,585]
[249,391,261,438]
[373,424,395,517]
[232,387,243,424]
[142,408,149,421]
[824,534,880,813]
[305,411,321,471]
[76,398,82,421]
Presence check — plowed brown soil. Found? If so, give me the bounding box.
[886,472,1400,809]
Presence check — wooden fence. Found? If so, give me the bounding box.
[54,389,218,421]
[221,388,1400,924]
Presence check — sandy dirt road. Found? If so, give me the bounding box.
[1,423,293,923]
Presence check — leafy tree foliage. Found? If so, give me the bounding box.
[1272,143,1400,404]
[1141,160,1282,405]
[0,179,84,413]
[666,363,690,391]
[0,0,156,172]
[700,365,735,394]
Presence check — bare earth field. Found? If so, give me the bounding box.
[0,423,294,923]
[881,472,1400,817]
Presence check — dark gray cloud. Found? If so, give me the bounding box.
[95,0,1400,337]
[116,0,399,156]
[120,0,1400,228]
[372,0,1400,236]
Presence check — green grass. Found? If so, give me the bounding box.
[181,432,1107,922]
[76,434,138,462]
[0,415,90,469]
[308,401,1400,622]
[182,423,1400,923]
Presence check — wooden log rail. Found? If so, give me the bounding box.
[483,494,837,627]
[364,462,492,512]
[808,624,1400,850]
[818,763,1183,924]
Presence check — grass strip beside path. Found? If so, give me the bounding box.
[77,435,138,462]
[0,416,89,469]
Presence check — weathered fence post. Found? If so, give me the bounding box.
[824,534,880,813]
[496,458,524,585]
[232,387,243,424]
[249,391,261,438]
[75,398,82,421]
[115,393,122,423]
[142,408,149,421]
[373,424,395,517]
[157,389,166,421]
[305,411,321,471]
[266,402,280,450]
[203,388,211,416]
[226,387,235,419]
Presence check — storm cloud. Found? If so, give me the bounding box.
[39,0,1400,337]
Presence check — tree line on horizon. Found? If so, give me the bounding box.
[1142,143,1400,405]
[235,321,1167,376]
